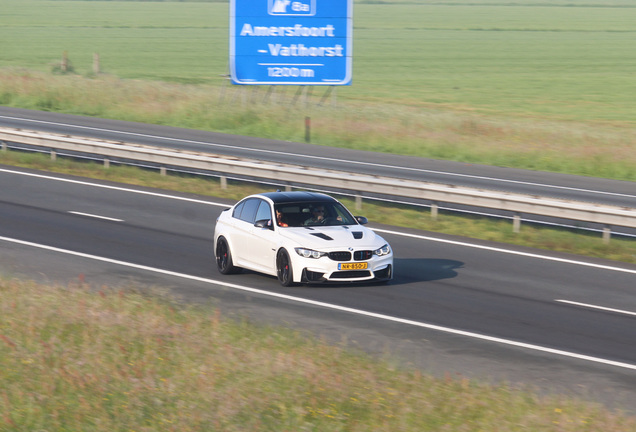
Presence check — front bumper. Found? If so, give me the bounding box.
[299,259,393,284]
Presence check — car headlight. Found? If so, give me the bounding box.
[295,248,327,259]
[374,244,391,256]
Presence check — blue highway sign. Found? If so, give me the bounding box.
[230,0,352,85]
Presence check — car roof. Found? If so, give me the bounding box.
[258,191,337,204]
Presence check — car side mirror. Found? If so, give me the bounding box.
[254,219,274,230]
[355,216,368,225]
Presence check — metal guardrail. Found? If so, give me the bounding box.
[2,127,636,240]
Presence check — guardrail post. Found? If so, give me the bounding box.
[355,194,362,211]
[220,176,227,189]
[160,166,166,176]
[50,150,56,161]
[285,185,292,192]
[431,202,439,220]
[513,213,521,233]
[1,141,6,152]
[104,159,110,169]
[603,226,611,244]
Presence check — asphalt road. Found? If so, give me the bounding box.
[1,165,635,413]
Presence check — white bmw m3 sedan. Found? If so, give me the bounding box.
[214,191,393,286]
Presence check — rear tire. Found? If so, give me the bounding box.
[216,237,239,275]
[276,249,295,287]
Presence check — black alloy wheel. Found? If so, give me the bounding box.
[276,249,295,286]
[216,237,238,274]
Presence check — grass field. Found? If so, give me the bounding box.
[2,0,636,122]
[2,278,636,431]
[2,0,636,181]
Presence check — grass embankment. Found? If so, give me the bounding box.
[2,149,635,265]
[2,68,636,183]
[2,278,635,431]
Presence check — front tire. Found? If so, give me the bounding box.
[276,249,295,287]
[216,237,239,275]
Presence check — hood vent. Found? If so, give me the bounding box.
[310,233,334,241]
[352,232,363,239]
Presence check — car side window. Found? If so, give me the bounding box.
[232,200,245,219]
[238,198,260,223]
[254,200,272,223]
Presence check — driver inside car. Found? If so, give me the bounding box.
[304,205,326,225]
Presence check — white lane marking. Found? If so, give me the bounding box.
[373,228,636,275]
[0,167,228,207]
[69,211,123,222]
[2,166,636,275]
[556,300,636,317]
[2,114,635,200]
[1,234,635,371]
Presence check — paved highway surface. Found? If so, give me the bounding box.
[1,166,635,413]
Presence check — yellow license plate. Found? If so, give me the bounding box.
[338,262,368,270]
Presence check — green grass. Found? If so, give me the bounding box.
[2,1,636,180]
[2,68,636,181]
[3,0,636,122]
[2,277,635,431]
[1,0,228,84]
[353,4,636,121]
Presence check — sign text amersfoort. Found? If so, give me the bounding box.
[230,0,352,85]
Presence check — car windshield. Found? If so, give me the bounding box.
[275,201,357,227]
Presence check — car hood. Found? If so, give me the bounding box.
[280,225,386,250]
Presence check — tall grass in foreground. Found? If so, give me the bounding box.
[1,149,635,265]
[2,69,636,181]
[1,278,635,431]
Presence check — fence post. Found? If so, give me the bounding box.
[61,51,68,72]
[93,53,100,74]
